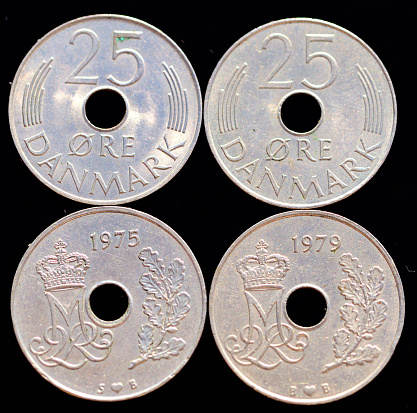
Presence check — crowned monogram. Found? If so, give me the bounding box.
[30,240,114,370]
[225,240,309,370]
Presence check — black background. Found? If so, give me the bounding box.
[3,1,415,410]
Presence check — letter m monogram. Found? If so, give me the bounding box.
[45,288,87,340]
[244,289,283,338]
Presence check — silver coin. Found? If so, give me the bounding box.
[204,18,396,208]
[9,14,201,205]
[11,206,206,401]
[209,210,404,404]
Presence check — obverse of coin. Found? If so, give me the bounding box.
[11,207,206,400]
[204,19,396,208]
[209,210,404,404]
[9,15,201,204]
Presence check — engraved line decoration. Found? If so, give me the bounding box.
[162,62,188,133]
[29,240,114,370]
[323,253,387,372]
[356,64,383,135]
[129,247,190,369]
[225,240,309,370]
[22,58,54,127]
[218,63,247,133]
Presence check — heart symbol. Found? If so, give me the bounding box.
[111,382,123,393]
[303,385,316,396]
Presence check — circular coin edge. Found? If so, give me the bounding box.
[203,18,397,209]
[208,209,405,404]
[10,205,207,401]
[9,14,202,205]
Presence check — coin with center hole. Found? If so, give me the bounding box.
[11,207,206,400]
[204,18,396,208]
[209,210,404,404]
[9,14,201,204]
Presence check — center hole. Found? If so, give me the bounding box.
[280,92,322,134]
[286,286,327,328]
[85,88,126,129]
[89,283,129,322]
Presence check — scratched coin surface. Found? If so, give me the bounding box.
[9,14,201,204]
[204,18,396,208]
[209,210,404,404]
[11,207,206,400]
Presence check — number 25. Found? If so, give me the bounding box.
[259,33,339,90]
[65,29,145,86]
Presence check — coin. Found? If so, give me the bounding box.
[11,207,206,401]
[204,18,396,208]
[9,14,201,204]
[209,210,404,404]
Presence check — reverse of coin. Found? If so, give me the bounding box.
[11,207,206,400]
[209,210,404,404]
[9,15,201,204]
[204,18,396,208]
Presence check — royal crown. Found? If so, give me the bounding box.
[236,240,290,290]
[36,240,90,291]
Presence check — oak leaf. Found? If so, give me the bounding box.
[339,278,365,307]
[140,273,167,300]
[170,292,191,326]
[339,253,365,285]
[139,248,165,279]
[345,345,381,366]
[152,337,186,360]
[366,266,385,301]
[364,300,388,333]
[143,298,164,328]
[333,328,349,358]
[138,324,154,355]
[167,258,185,295]
[340,303,361,334]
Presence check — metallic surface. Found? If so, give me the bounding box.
[204,18,396,208]
[9,14,201,204]
[11,207,206,400]
[209,210,404,404]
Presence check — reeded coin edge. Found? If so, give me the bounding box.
[11,206,207,401]
[203,18,397,209]
[9,14,202,205]
[209,209,404,404]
